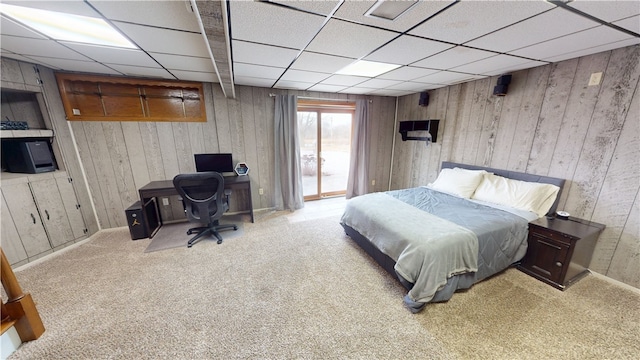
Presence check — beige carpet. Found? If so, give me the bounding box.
[144,216,245,253]
[8,211,640,359]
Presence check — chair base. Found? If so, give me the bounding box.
[186,220,238,248]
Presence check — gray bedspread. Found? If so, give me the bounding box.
[341,187,531,312]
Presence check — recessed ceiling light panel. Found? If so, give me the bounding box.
[365,0,419,21]
[0,4,137,49]
[336,60,402,77]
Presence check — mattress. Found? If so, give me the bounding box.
[340,187,534,312]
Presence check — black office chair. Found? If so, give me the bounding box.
[173,172,238,248]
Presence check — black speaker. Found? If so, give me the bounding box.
[497,74,512,85]
[125,199,159,240]
[493,74,512,96]
[419,92,429,107]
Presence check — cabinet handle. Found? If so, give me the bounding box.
[555,262,562,267]
[45,210,50,220]
[31,213,36,224]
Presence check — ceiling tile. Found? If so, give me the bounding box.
[334,0,454,33]
[149,53,214,72]
[106,63,173,78]
[273,79,314,90]
[482,60,547,76]
[0,16,47,39]
[63,43,158,67]
[2,0,100,17]
[234,63,285,80]
[338,87,376,94]
[229,1,325,49]
[356,78,402,88]
[305,19,398,58]
[290,51,354,73]
[367,88,410,97]
[543,37,640,63]
[0,52,46,66]
[28,56,121,74]
[510,26,634,60]
[236,76,277,88]
[232,40,299,68]
[409,1,553,44]
[113,22,209,58]
[614,15,640,34]
[568,1,640,22]
[307,84,348,93]
[0,35,91,60]
[89,0,201,32]
[386,82,434,92]
[377,66,439,81]
[169,70,218,83]
[270,0,340,15]
[414,71,481,84]
[466,8,601,53]
[279,69,330,83]
[364,35,454,65]
[411,46,496,70]
[319,75,368,87]
[452,54,544,75]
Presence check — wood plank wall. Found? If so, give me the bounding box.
[60,84,396,228]
[393,45,640,288]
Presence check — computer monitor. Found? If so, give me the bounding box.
[194,153,234,173]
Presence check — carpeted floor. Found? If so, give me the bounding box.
[7,211,640,359]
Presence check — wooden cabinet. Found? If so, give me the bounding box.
[55,72,206,122]
[1,171,87,266]
[518,216,605,290]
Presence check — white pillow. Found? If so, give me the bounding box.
[471,173,559,218]
[428,167,488,198]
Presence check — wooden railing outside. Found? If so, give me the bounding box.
[1,247,45,341]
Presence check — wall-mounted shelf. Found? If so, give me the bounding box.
[399,120,439,144]
[1,129,54,139]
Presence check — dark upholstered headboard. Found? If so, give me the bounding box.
[441,161,566,215]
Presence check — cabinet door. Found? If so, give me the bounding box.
[30,177,74,248]
[55,176,87,240]
[2,183,51,257]
[527,233,570,284]
[1,193,28,265]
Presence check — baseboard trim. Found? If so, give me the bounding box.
[590,271,640,295]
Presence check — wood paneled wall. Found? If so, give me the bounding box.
[62,84,396,229]
[392,45,640,287]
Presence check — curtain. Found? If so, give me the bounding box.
[274,94,304,211]
[346,99,370,199]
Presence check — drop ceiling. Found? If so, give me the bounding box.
[1,0,639,98]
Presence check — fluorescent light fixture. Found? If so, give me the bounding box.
[336,60,402,77]
[0,4,137,49]
[365,0,419,21]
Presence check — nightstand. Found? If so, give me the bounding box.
[517,216,605,290]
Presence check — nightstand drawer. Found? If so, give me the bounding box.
[525,232,571,284]
[529,225,576,245]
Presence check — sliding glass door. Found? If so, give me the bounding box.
[297,102,353,200]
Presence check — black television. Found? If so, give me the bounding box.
[194,153,234,173]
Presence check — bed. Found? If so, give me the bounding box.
[340,161,565,313]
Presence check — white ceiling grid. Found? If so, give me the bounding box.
[0,0,638,97]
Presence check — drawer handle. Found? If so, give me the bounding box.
[555,262,563,267]
[31,213,36,224]
[45,210,50,220]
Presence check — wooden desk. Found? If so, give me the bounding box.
[138,176,253,238]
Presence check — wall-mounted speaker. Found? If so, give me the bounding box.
[419,91,429,106]
[493,74,512,96]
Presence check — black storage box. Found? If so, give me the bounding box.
[125,199,159,240]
